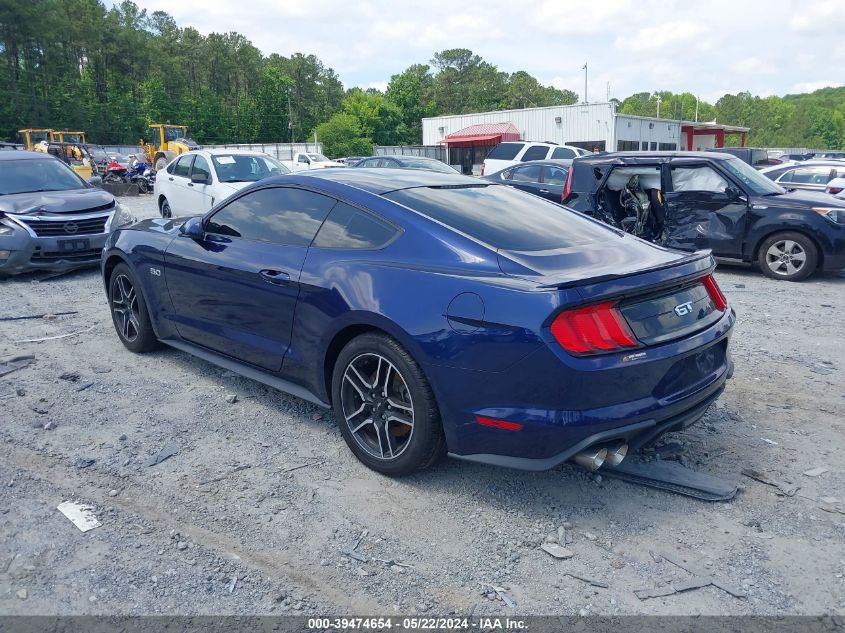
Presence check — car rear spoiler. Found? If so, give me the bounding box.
[536,250,714,290]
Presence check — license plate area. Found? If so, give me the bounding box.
[58,238,91,252]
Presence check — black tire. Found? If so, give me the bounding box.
[331,333,445,476]
[160,197,172,218]
[137,179,149,194]
[108,263,160,353]
[757,231,818,281]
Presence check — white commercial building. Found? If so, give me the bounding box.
[422,102,749,171]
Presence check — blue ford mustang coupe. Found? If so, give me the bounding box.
[101,169,734,476]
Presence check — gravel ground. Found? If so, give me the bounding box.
[0,194,843,616]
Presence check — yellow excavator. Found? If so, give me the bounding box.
[141,124,199,172]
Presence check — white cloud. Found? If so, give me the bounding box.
[367,80,389,93]
[615,21,707,52]
[731,57,775,76]
[790,80,842,93]
[788,0,840,32]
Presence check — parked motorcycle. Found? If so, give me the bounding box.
[126,159,155,194]
[102,160,128,184]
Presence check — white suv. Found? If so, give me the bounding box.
[482,142,589,175]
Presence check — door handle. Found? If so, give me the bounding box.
[539,189,549,193]
[188,183,194,187]
[259,269,291,285]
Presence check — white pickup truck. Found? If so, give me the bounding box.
[281,152,345,171]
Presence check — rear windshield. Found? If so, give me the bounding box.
[486,143,524,161]
[384,184,614,252]
[0,158,86,195]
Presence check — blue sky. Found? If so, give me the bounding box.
[117,0,844,102]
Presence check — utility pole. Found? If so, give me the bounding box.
[287,90,293,160]
[655,94,662,119]
[582,63,588,103]
[694,95,699,123]
[606,81,610,102]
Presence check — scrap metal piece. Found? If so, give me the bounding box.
[634,585,677,600]
[660,552,747,599]
[0,355,35,378]
[541,543,574,559]
[143,441,180,467]
[741,468,798,497]
[564,572,608,588]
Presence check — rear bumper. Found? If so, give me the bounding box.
[431,308,735,470]
[450,378,726,471]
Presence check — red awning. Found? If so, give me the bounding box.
[441,122,520,147]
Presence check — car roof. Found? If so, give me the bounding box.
[265,167,476,195]
[372,155,441,162]
[575,151,732,163]
[0,150,58,161]
[194,148,272,156]
[519,159,573,166]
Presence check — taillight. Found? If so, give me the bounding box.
[551,301,638,355]
[702,274,728,311]
[562,167,573,202]
[829,187,843,194]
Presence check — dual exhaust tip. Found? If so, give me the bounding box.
[573,442,628,471]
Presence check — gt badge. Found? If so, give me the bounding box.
[673,301,693,316]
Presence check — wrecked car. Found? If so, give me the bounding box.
[563,151,845,281]
[0,151,135,276]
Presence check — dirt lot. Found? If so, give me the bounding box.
[1,194,843,616]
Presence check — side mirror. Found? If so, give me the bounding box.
[191,172,210,185]
[725,186,743,201]
[180,216,204,239]
[88,175,103,188]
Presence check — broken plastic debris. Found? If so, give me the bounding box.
[803,467,828,477]
[541,543,574,559]
[57,501,101,532]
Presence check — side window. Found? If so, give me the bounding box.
[358,159,377,168]
[500,168,515,180]
[521,145,549,162]
[172,155,193,178]
[486,142,524,160]
[783,166,837,184]
[205,187,335,246]
[191,155,211,181]
[312,202,398,249]
[297,154,310,164]
[544,166,568,186]
[551,147,576,159]
[511,164,542,182]
[670,165,731,193]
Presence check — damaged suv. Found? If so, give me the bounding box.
[563,151,845,281]
[0,151,134,276]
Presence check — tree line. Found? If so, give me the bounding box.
[1,0,843,156]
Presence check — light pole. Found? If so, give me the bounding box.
[582,63,588,103]
[655,94,662,119]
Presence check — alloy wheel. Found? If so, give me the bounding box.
[765,239,806,277]
[111,274,141,342]
[340,353,415,460]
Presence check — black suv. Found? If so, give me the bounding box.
[563,151,845,281]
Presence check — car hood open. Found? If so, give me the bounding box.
[0,188,115,215]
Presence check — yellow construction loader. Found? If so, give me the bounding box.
[17,128,54,150]
[141,124,199,171]
[53,130,87,144]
